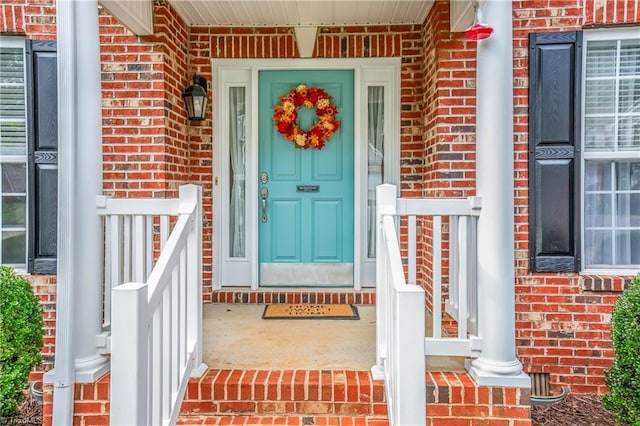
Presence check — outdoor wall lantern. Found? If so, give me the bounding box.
[464,1,494,41]
[183,75,208,121]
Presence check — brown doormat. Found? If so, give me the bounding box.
[262,304,359,320]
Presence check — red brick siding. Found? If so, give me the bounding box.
[0,0,56,38]
[418,1,478,314]
[100,2,190,199]
[511,0,640,394]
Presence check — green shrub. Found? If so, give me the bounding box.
[604,274,640,426]
[0,266,44,417]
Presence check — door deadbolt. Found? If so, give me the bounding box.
[261,172,268,184]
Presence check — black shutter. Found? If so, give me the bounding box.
[26,40,57,274]
[528,32,582,272]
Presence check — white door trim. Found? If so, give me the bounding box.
[212,58,401,290]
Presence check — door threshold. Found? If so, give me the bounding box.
[211,287,376,305]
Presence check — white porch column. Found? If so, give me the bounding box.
[465,0,529,387]
[48,0,109,423]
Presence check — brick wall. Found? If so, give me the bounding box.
[511,0,640,394]
[100,1,190,199]
[418,1,479,313]
[0,0,55,37]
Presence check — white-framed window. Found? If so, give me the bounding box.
[582,29,640,271]
[0,37,28,270]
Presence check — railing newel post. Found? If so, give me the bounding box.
[372,184,397,380]
[111,282,149,426]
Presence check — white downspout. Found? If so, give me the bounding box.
[47,0,109,423]
[465,0,529,387]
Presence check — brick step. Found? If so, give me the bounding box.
[211,289,376,305]
[179,369,387,419]
[425,371,532,426]
[176,415,390,425]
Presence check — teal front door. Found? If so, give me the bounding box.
[258,70,354,286]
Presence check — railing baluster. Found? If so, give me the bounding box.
[448,216,459,319]
[146,215,153,278]
[457,216,468,339]
[162,284,171,419]
[408,215,416,285]
[171,266,179,392]
[179,249,187,365]
[432,215,442,339]
[160,215,170,250]
[123,215,132,283]
[151,306,162,425]
[468,213,478,335]
[133,215,145,282]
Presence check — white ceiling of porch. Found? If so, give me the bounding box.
[167,0,434,27]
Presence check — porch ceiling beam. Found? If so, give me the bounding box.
[99,0,153,35]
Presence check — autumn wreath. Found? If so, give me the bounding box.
[273,84,340,150]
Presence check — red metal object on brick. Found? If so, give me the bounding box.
[464,23,494,40]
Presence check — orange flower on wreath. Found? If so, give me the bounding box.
[273,84,341,150]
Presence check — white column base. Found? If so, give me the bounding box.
[74,355,110,382]
[370,364,385,381]
[43,355,110,384]
[190,362,209,378]
[465,358,530,387]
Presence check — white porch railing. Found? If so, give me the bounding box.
[372,184,482,426]
[97,185,206,426]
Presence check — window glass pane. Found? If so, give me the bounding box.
[2,196,26,227]
[2,230,25,264]
[585,194,612,227]
[584,160,640,267]
[585,79,615,114]
[0,46,26,156]
[618,78,640,114]
[367,86,384,258]
[585,161,612,191]
[620,39,640,76]
[2,163,26,193]
[616,193,640,227]
[615,230,640,264]
[586,40,617,77]
[0,48,25,83]
[585,117,615,150]
[584,229,612,265]
[617,161,640,190]
[618,116,640,149]
[0,85,25,118]
[229,87,246,258]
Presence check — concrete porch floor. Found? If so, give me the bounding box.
[202,303,465,371]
